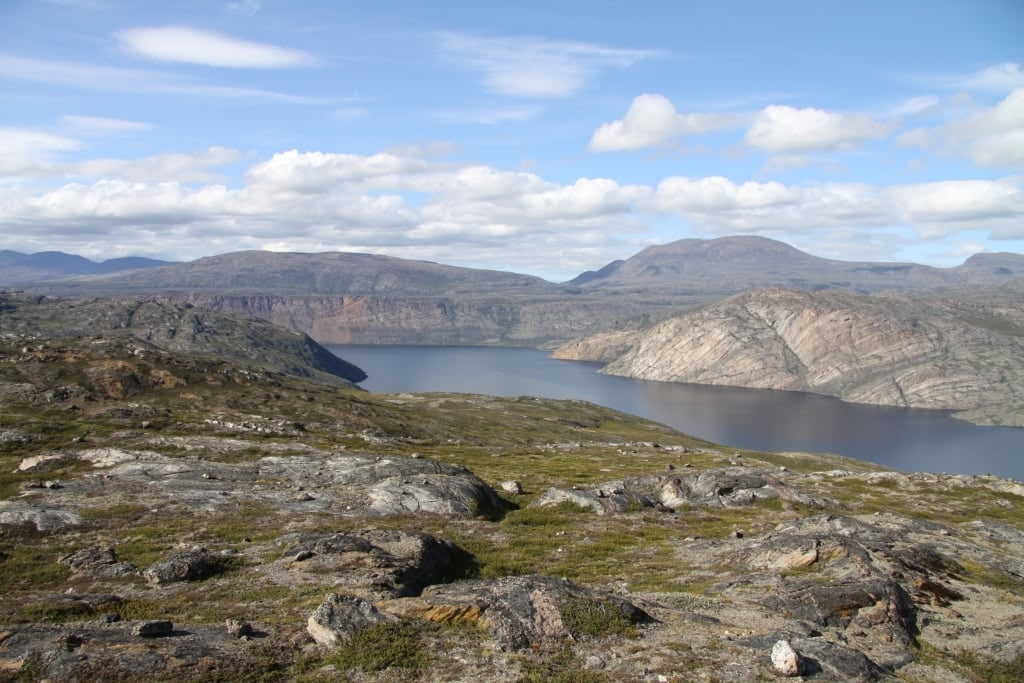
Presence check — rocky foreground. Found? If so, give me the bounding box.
[2,302,1024,681]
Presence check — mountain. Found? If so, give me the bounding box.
[16,238,1024,347]
[566,236,1024,293]
[553,287,1024,426]
[31,250,644,346]
[0,250,173,286]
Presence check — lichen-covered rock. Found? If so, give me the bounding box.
[59,547,137,578]
[132,620,173,637]
[144,548,221,585]
[307,594,390,647]
[529,467,831,514]
[388,574,651,651]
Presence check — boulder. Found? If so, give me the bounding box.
[307,594,390,647]
[144,548,223,585]
[771,639,803,676]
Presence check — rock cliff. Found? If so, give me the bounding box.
[556,287,1024,426]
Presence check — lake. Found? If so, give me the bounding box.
[327,345,1024,481]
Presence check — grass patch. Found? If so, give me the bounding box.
[326,620,435,674]
[516,645,610,683]
[561,596,638,638]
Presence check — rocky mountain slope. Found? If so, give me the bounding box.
[554,287,1024,427]
[0,292,366,386]
[2,303,1024,681]
[26,237,1024,347]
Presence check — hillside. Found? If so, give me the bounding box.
[0,292,366,386]
[2,298,1024,681]
[554,287,1024,427]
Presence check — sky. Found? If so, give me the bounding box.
[1,0,1022,282]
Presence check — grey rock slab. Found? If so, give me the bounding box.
[279,528,463,599]
[389,574,652,651]
[0,502,81,531]
[59,546,138,578]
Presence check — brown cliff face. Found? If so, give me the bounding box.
[556,288,1024,425]
[179,293,645,347]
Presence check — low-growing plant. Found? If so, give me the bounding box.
[561,596,638,638]
[516,645,610,683]
[325,620,435,673]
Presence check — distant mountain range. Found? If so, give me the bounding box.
[6,237,1024,347]
[0,250,174,286]
[568,236,1024,293]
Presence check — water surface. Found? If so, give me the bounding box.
[328,345,1024,481]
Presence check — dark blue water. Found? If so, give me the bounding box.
[328,345,1024,481]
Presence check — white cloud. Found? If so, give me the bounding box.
[745,105,893,153]
[117,26,318,68]
[433,105,543,125]
[72,147,242,183]
[892,95,940,116]
[225,0,261,16]
[651,176,887,231]
[887,180,1022,224]
[942,62,1024,93]
[650,175,1023,237]
[589,94,741,152]
[0,128,81,157]
[954,88,1024,167]
[60,115,152,135]
[437,32,654,97]
[0,54,328,103]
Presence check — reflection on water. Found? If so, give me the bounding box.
[328,345,1024,481]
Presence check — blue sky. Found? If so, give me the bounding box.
[1,0,1022,281]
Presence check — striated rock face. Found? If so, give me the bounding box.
[562,288,1024,425]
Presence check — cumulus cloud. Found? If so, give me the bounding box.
[745,105,893,153]
[117,26,318,68]
[650,175,1023,237]
[589,94,741,151]
[2,147,1022,278]
[952,88,1024,167]
[651,176,888,231]
[437,32,654,97]
[887,179,1023,224]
